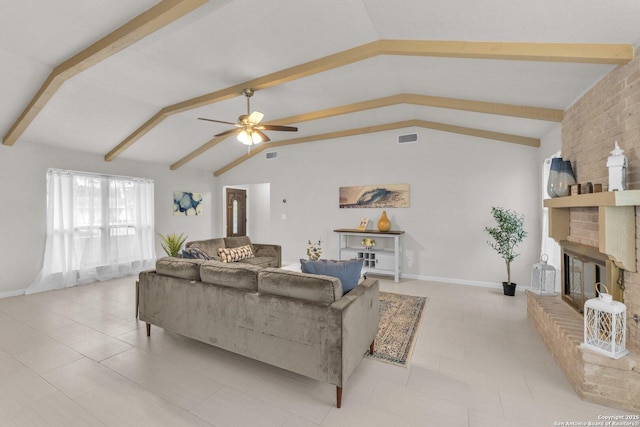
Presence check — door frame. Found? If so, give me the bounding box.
[224,187,248,237]
[222,185,250,237]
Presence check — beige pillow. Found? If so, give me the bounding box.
[218,245,254,263]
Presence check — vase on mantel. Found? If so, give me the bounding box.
[377,211,391,232]
[547,157,562,198]
[555,160,576,197]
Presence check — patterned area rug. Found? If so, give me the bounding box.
[366,292,428,366]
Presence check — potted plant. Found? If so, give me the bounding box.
[158,232,187,257]
[484,207,527,296]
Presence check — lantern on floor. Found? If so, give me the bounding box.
[530,254,556,295]
[582,283,629,359]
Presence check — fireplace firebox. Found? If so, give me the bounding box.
[561,241,623,313]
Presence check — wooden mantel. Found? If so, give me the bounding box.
[544,190,640,272]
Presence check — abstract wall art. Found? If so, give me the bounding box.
[174,191,203,216]
[339,184,410,208]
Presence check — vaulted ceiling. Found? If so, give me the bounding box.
[2,0,640,176]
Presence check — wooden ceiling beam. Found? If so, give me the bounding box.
[378,40,634,64]
[266,93,563,126]
[106,41,380,161]
[172,93,557,170]
[213,119,540,177]
[3,0,208,147]
[106,39,630,161]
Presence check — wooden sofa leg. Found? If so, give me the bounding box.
[146,323,150,337]
[336,386,342,408]
[370,339,375,355]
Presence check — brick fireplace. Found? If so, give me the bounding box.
[527,47,640,412]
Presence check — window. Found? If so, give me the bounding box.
[27,169,156,294]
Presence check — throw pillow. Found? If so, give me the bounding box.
[181,247,211,260]
[218,245,254,263]
[299,258,364,293]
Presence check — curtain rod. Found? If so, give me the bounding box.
[47,168,154,183]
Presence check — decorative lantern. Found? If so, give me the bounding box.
[582,284,629,359]
[530,254,556,295]
[607,141,627,192]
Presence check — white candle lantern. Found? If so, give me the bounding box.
[607,141,627,192]
[582,283,628,359]
[530,254,556,295]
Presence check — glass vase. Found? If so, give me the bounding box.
[555,160,576,197]
[547,157,562,198]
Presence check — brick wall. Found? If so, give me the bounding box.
[528,47,640,412]
[562,48,640,352]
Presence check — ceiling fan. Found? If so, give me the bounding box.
[198,88,298,145]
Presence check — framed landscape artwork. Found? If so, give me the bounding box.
[339,184,410,208]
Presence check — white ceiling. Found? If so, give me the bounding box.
[2,0,640,174]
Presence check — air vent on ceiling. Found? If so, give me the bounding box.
[397,133,418,144]
[265,151,278,160]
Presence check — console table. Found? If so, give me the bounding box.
[334,229,404,282]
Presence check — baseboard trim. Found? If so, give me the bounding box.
[399,273,529,292]
[0,288,26,299]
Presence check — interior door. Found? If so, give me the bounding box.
[226,188,247,237]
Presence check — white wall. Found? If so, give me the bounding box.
[0,142,216,297]
[1,127,545,296]
[216,128,542,288]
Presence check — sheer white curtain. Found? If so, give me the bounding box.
[26,169,156,294]
[542,153,562,292]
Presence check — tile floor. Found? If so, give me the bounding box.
[0,275,636,426]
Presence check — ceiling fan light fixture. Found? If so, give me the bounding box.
[251,131,263,144]
[237,130,252,145]
[237,130,262,145]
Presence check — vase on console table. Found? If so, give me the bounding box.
[377,211,391,231]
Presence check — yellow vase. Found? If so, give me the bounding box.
[377,211,391,231]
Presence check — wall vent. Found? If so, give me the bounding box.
[398,133,418,144]
[265,151,278,160]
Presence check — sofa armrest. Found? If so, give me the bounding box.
[328,278,379,386]
[253,243,282,267]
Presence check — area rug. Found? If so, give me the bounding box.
[365,292,428,366]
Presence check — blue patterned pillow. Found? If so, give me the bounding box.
[182,247,211,260]
[300,258,364,293]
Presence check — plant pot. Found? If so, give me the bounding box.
[502,282,517,296]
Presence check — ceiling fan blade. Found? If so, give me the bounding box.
[259,125,298,132]
[255,129,270,142]
[248,111,264,124]
[198,118,237,126]
[214,128,242,137]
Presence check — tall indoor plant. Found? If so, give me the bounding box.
[158,232,187,257]
[484,207,527,296]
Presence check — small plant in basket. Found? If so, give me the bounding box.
[307,240,322,260]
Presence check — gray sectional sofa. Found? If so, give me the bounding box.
[184,236,282,268]
[138,253,379,408]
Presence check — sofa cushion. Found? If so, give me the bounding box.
[224,236,254,252]
[200,260,261,291]
[258,268,343,305]
[186,238,226,261]
[240,257,279,268]
[182,247,211,260]
[156,257,205,281]
[218,245,254,263]
[300,258,364,293]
